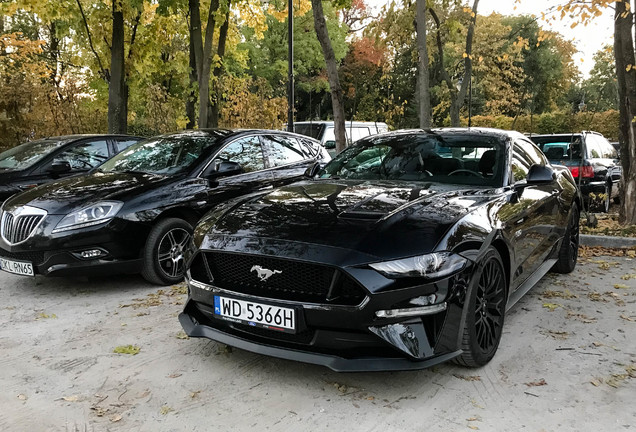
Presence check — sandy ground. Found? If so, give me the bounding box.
[1,254,635,432]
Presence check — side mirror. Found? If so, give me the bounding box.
[205,160,243,178]
[304,161,321,178]
[526,164,554,184]
[324,141,336,150]
[47,160,72,175]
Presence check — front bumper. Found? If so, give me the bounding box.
[179,308,461,372]
[179,257,474,371]
[0,217,149,277]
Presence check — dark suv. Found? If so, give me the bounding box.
[528,132,621,212]
[0,135,143,203]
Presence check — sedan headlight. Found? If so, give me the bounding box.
[53,201,123,233]
[369,252,467,279]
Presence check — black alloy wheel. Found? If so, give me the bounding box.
[455,247,507,367]
[604,182,611,213]
[142,218,193,285]
[552,202,579,274]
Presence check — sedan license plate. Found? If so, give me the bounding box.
[0,257,34,276]
[214,296,295,333]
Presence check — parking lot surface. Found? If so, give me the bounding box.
[1,254,635,432]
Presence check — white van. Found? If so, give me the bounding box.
[291,121,389,155]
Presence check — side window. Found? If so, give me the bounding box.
[595,135,618,159]
[115,139,140,152]
[516,139,547,166]
[298,138,319,157]
[511,144,531,183]
[263,135,307,167]
[350,127,370,142]
[585,135,603,159]
[215,136,265,173]
[56,140,109,171]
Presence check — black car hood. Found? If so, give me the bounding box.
[4,171,172,214]
[202,180,500,260]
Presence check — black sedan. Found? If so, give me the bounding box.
[0,129,328,285]
[179,128,580,371]
[0,134,143,202]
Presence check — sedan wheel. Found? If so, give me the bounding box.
[455,247,507,367]
[552,203,579,274]
[142,218,193,285]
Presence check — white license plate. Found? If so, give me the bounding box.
[214,296,296,333]
[0,257,34,276]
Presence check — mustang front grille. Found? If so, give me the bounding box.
[193,252,366,306]
[1,206,47,245]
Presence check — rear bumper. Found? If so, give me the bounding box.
[178,306,461,372]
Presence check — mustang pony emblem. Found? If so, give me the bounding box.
[250,265,282,282]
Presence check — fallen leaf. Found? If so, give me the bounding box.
[168,373,182,378]
[62,396,79,402]
[175,331,190,340]
[541,290,577,299]
[587,292,609,303]
[17,394,27,401]
[542,303,562,311]
[160,406,173,415]
[525,379,547,387]
[110,414,122,423]
[614,284,629,290]
[620,314,636,322]
[566,312,597,323]
[190,390,201,399]
[621,273,636,280]
[540,330,569,340]
[113,345,140,355]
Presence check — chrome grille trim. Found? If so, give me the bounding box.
[1,206,47,245]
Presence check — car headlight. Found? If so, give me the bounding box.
[52,201,123,233]
[369,252,467,279]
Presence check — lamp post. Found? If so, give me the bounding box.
[287,0,294,132]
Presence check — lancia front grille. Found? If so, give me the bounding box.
[1,206,47,245]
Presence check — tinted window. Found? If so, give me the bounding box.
[349,127,371,142]
[293,124,324,140]
[263,135,306,167]
[320,133,504,186]
[531,135,583,161]
[56,140,109,171]
[216,136,265,173]
[516,139,547,166]
[591,135,617,159]
[511,144,531,183]
[0,139,68,171]
[101,136,219,175]
[115,139,140,152]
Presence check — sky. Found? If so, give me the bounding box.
[366,0,615,78]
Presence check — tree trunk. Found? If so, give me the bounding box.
[415,0,431,128]
[108,1,127,134]
[448,0,479,127]
[614,0,636,224]
[311,0,346,153]
[197,0,220,129]
[210,11,230,128]
[186,31,197,129]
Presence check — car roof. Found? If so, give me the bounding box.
[156,128,321,144]
[38,134,141,141]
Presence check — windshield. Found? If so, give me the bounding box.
[100,136,219,175]
[0,138,68,171]
[319,132,504,187]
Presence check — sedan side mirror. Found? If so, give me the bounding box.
[324,141,336,150]
[47,160,72,175]
[526,164,554,184]
[205,160,243,179]
[304,161,321,178]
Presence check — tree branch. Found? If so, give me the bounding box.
[75,0,109,81]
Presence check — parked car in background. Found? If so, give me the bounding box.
[0,129,328,285]
[0,134,143,203]
[179,128,580,371]
[528,131,621,212]
[291,121,389,156]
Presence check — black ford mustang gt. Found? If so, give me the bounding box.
[179,128,580,371]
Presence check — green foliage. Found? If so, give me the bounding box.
[469,110,620,141]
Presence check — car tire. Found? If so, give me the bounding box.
[454,247,507,368]
[141,218,193,285]
[552,203,579,274]
[603,183,611,213]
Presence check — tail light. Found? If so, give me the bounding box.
[568,165,594,178]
